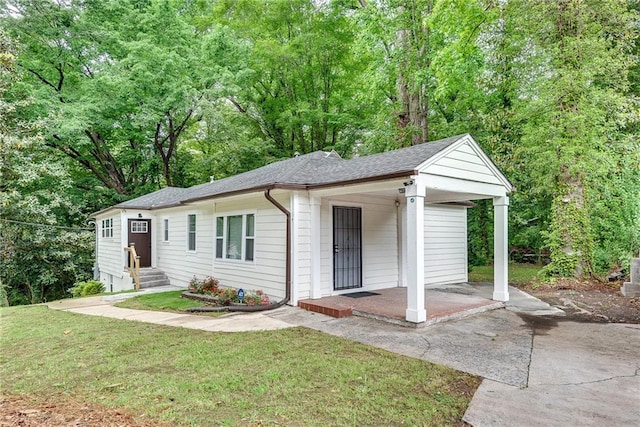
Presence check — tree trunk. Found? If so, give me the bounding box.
[395,2,431,146]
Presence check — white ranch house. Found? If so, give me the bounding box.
[93,134,513,324]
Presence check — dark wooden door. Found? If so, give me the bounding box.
[128,219,151,267]
[333,206,362,291]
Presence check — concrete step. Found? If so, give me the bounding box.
[139,278,171,289]
[135,269,171,289]
[139,269,165,276]
[138,273,167,281]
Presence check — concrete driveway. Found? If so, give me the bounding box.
[463,319,640,426]
[267,288,640,426]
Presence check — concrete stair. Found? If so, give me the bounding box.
[138,268,171,288]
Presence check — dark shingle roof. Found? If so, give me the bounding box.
[116,187,189,209]
[105,134,467,212]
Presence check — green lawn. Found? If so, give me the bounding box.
[468,263,542,284]
[114,290,210,314]
[0,306,479,426]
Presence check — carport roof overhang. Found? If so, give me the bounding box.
[307,173,508,202]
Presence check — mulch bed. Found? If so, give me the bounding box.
[0,394,168,427]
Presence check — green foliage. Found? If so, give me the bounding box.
[467,200,493,266]
[187,276,270,306]
[1,32,94,305]
[69,280,104,298]
[541,193,595,278]
[2,0,638,295]
[208,0,368,157]
[514,0,638,277]
[2,0,211,194]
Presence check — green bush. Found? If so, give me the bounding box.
[69,280,105,298]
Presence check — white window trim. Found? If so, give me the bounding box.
[130,220,148,233]
[101,218,114,239]
[162,218,169,243]
[215,211,256,264]
[187,214,197,252]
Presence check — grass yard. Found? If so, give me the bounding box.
[468,263,542,284]
[0,305,479,426]
[114,290,214,314]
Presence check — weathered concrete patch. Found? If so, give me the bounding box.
[305,309,533,387]
[464,321,640,426]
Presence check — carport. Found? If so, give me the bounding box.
[296,134,514,324]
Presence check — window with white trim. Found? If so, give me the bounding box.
[215,213,255,261]
[163,219,169,242]
[187,214,196,251]
[130,221,148,233]
[101,218,113,238]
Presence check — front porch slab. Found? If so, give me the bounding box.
[298,284,504,327]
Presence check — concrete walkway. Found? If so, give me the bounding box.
[47,286,295,332]
[47,285,640,426]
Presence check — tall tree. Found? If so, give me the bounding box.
[206,0,368,157]
[0,29,93,305]
[517,0,638,277]
[354,0,435,148]
[2,0,208,196]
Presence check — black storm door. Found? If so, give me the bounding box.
[333,206,362,291]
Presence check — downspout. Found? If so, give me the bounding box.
[185,188,291,313]
[88,220,99,280]
[264,189,292,305]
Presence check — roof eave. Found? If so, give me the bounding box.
[306,170,418,190]
[182,172,418,204]
[180,183,308,205]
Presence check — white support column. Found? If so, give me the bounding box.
[212,202,217,277]
[310,196,322,299]
[405,177,427,323]
[291,192,300,306]
[493,195,510,301]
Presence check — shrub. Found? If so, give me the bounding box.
[187,276,270,306]
[188,276,220,294]
[69,280,105,298]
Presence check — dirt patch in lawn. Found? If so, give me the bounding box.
[516,278,640,324]
[0,394,167,427]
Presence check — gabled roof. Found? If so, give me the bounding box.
[94,133,510,215]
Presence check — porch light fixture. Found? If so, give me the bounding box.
[138,213,143,218]
[403,179,414,186]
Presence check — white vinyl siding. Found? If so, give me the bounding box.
[424,204,468,285]
[97,215,121,272]
[212,196,287,300]
[96,212,132,292]
[319,194,399,296]
[425,141,502,185]
[153,195,287,299]
[155,204,213,285]
[292,191,312,301]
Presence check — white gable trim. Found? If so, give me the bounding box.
[416,134,513,191]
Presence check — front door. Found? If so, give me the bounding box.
[333,206,362,291]
[128,219,151,267]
